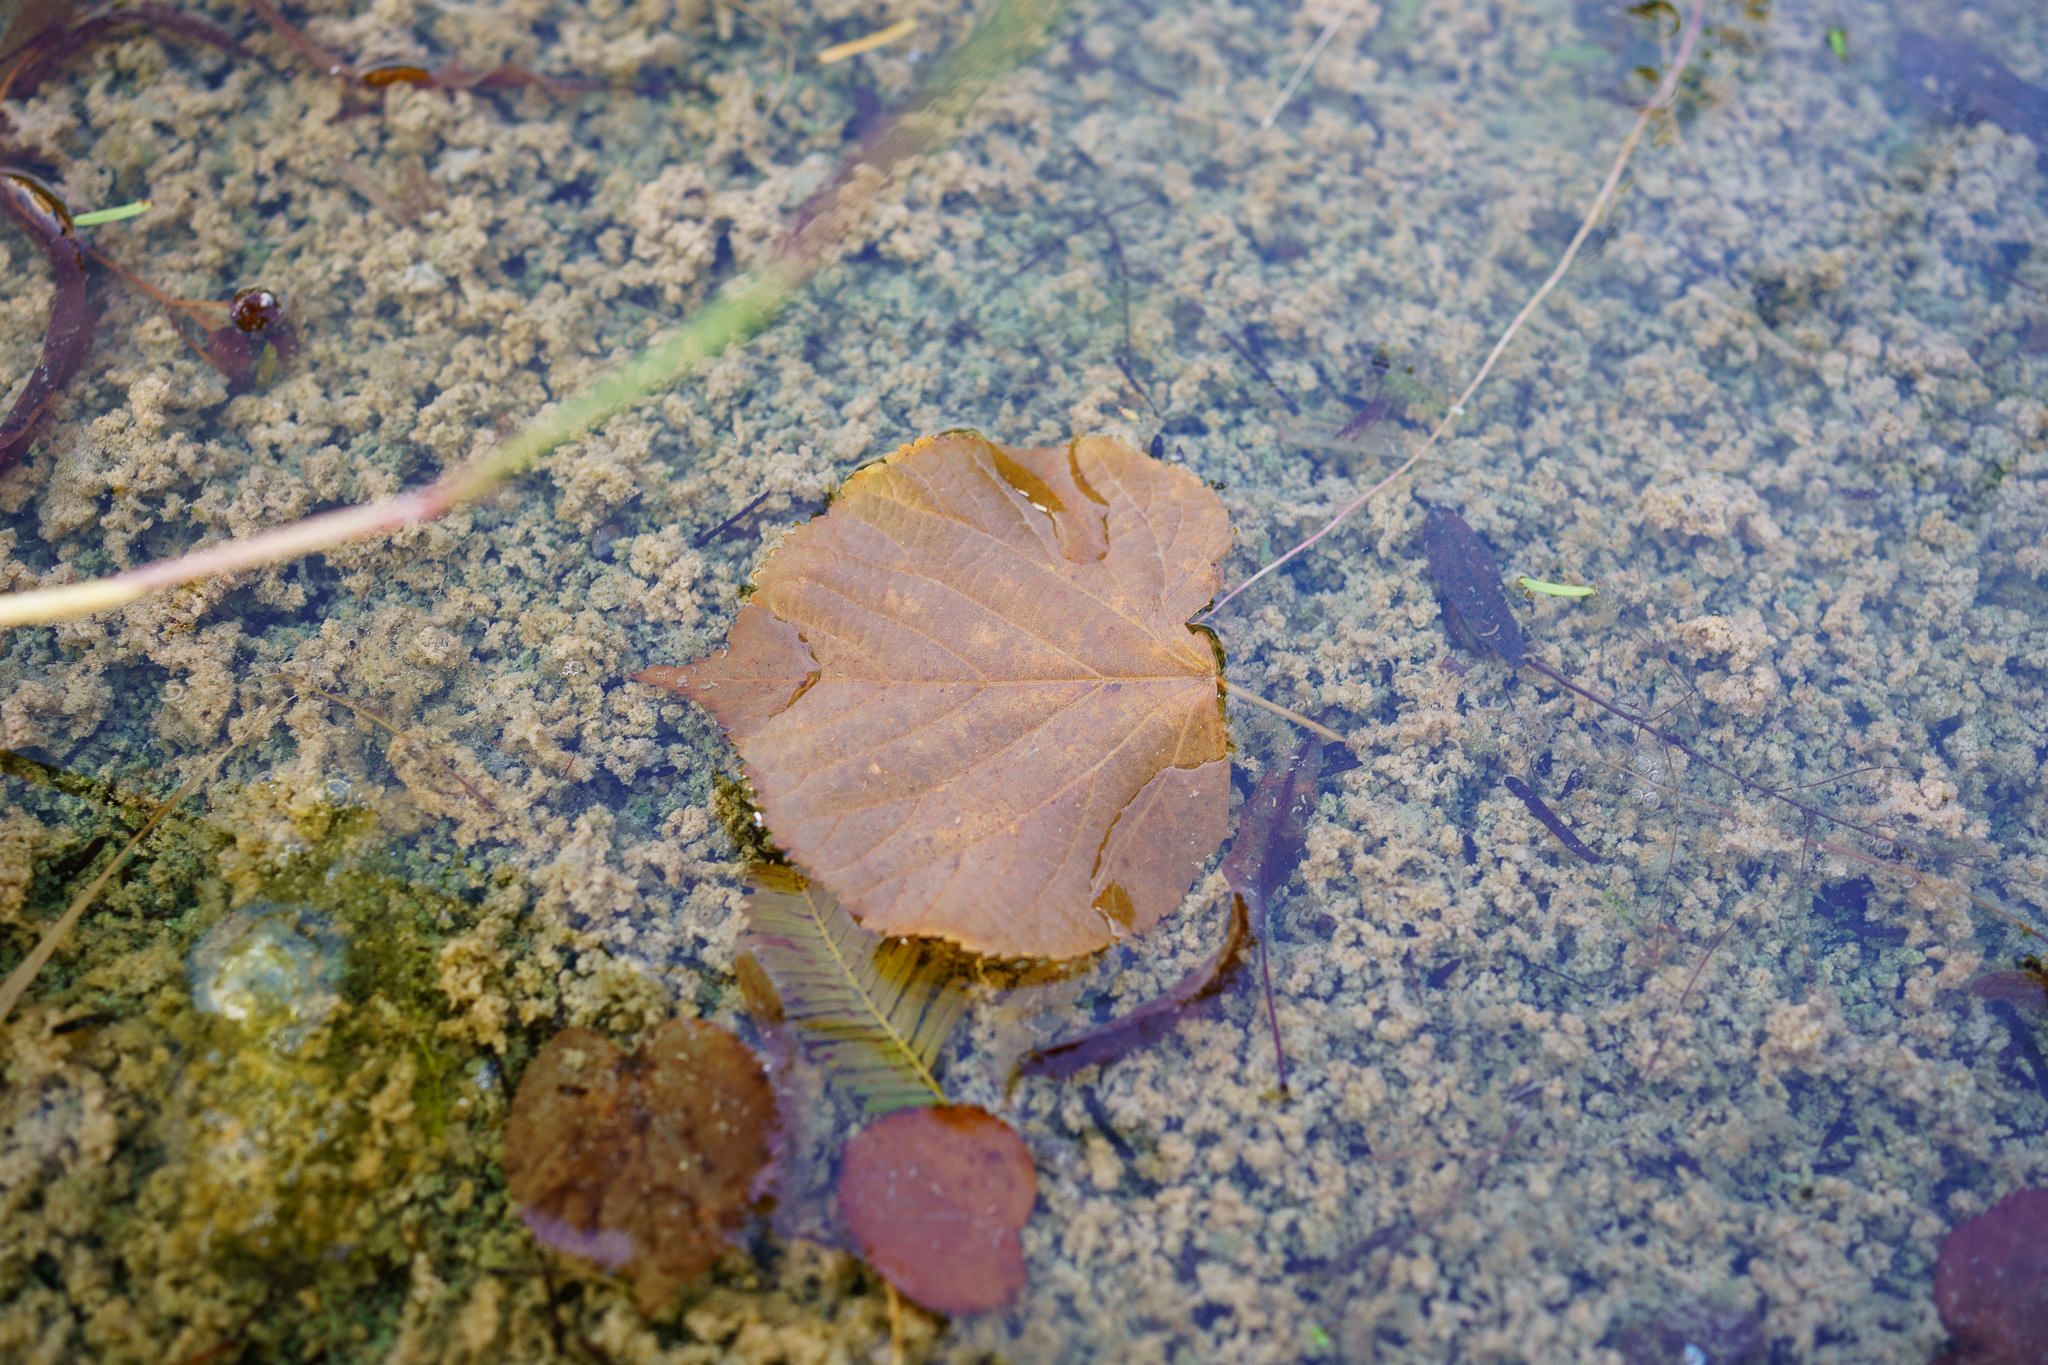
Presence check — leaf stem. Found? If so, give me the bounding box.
[1228,685,1353,749]
[1201,0,1708,622]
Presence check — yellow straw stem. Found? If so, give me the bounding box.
[818,17,918,65]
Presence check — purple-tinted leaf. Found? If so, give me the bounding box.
[1934,1188,2048,1364]
[1219,731,1325,1090]
[1013,893,1247,1083]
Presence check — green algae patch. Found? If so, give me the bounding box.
[1,754,884,1363]
[0,782,515,1360]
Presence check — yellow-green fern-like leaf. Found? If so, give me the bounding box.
[743,865,968,1114]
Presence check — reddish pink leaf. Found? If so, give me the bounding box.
[838,1104,1035,1315]
[1934,1187,2048,1364]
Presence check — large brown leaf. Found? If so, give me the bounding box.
[640,431,1232,959]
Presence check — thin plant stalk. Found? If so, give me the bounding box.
[0,0,1060,631]
[0,763,207,1027]
[1260,3,1355,130]
[1201,0,1707,624]
[1228,683,1353,749]
[0,249,796,626]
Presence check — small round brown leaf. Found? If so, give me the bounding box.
[838,1103,1036,1315]
[644,431,1233,959]
[504,1019,776,1314]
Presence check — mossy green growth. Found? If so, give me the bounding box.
[154,806,499,1272]
[712,768,784,866]
[0,779,521,1362]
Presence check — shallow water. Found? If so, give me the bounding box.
[2,0,2045,1360]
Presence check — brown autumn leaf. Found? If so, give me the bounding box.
[503,1018,777,1314]
[838,1103,1036,1315]
[639,431,1233,959]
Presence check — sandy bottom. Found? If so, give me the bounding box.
[3,0,2046,1359]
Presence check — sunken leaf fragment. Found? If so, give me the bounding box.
[503,1019,776,1314]
[640,431,1233,959]
[1218,732,1326,1090]
[743,864,968,1115]
[1933,1187,2048,1363]
[1220,736,1325,921]
[1012,891,1247,1084]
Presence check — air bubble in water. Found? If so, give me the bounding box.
[188,902,345,1048]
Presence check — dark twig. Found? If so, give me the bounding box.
[1113,351,1159,417]
[1503,773,1600,863]
[1217,323,1300,415]
[693,490,774,548]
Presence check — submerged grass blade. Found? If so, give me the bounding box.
[744,865,968,1114]
[0,763,205,1027]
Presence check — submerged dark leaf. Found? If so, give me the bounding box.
[503,1018,777,1314]
[0,169,92,472]
[1222,735,1325,908]
[1422,505,1525,665]
[1012,892,1247,1083]
[0,2,252,98]
[1219,731,1325,1090]
[0,0,71,65]
[1933,1188,2048,1365]
[1894,31,2048,138]
[1969,970,2048,1018]
[205,286,300,394]
[1610,1298,1765,1365]
[838,1104,1035,1315]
